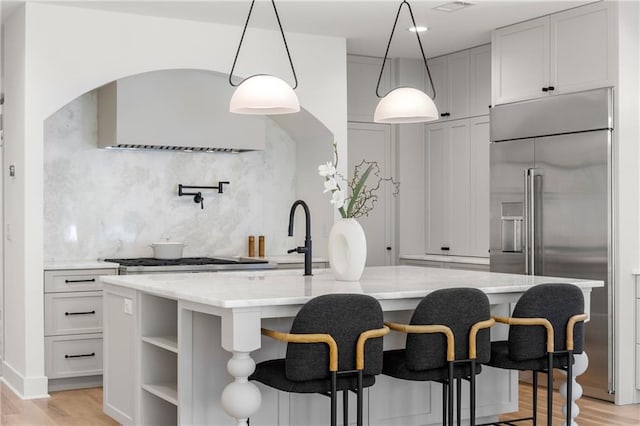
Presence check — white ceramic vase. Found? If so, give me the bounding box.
[328,218,367,281]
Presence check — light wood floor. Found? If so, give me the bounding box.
[1,381,639,425]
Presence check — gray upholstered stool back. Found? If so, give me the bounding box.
[405,287,491,371]
[509,283,585,361]
[285,293,384,382]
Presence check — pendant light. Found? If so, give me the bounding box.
[374,1,438,124]
[229,0,300,115]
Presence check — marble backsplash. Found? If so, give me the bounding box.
[44,91,297,261]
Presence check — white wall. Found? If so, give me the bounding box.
[3,3,346,397]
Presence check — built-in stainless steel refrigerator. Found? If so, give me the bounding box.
[489,87,614,401]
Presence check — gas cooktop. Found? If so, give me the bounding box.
[104,257,268,267]
[103,257,273,274]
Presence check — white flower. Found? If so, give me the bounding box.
[318,162,336,177]
[330,189,345,209]
[323,177,338,193]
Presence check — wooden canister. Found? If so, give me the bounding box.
[248,235,255,257]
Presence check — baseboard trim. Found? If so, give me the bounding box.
[1,360,49,399]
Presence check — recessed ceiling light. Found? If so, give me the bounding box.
[433,1,474,12]
[408,26,428,33]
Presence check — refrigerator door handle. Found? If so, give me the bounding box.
[524,169,530,275]
[526,168,539,275]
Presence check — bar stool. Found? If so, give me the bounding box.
[479,283,588,426]
[249,293,389,426]
[382,287,494,426]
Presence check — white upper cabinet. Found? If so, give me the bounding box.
[469,44,492,117]
[550,2,615,95]
[426,56,449,119]
[492,17,550,104]
[492,1,614,105]
[427,50,470,120]
[347,55,391,122]
[427,45,490,121]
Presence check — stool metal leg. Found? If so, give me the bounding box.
[448,363,454,426]
[566,352,573,426]
[343,390,348,426]
[442,382,448,426]
[457,377,462,426]
[331,372,337,426]
[532,371,538,426]
[547,353,553,426]
[357,370,364,426]
[470,360,476,426]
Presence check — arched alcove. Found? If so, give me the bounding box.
[42,69,334,261]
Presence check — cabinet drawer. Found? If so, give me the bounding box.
[45,334,103,379]
[44,269,116,293]
[45,292,103,336]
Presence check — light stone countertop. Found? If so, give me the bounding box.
[400,254,490,265]
[44,260,120,270]
[101,265,602,309]
[242,254,329,264]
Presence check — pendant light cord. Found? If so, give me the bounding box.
[229,0,298,89]
[375,0,436,99]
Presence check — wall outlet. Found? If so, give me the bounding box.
[123,298,133,315]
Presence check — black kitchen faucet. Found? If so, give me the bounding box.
[287,200,312,276]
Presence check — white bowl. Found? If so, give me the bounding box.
[149,242,185,259]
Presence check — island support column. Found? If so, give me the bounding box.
[220,308,263,426]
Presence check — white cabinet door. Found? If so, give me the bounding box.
[425,122,451,254]
[469,44,492,116]
[427,56,449,120]
[425,117,489,257]
[449,120,471,255]
[447,50,470,120]
[492,16,550,104]
[492,2,615,105]
[469,116,490,257]
[550,1,615,94]
[348,123,394,266]
[347,55,392,122]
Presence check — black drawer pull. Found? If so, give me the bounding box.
[65,310,96,316]
[65,352,95,359]
[548,86,555,91]
[441,246,450,251]
[65,278,96,283]
[542,87,549,92]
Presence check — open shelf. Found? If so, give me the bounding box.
[141,390,178,425]
[142,383,178,406]
[142,336,178,353]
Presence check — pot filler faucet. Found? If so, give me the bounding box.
[287,200,312,276]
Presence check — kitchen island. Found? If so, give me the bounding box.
[101,266,602,426]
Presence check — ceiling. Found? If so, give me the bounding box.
[1,0,590,58]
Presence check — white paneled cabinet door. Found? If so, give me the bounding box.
[492,16,550,104]
[449,121,471,255]
[447,50,470,120]
[550,1,615,95]
[425,118,489,258]
[469,116,490,257]
[348,123,394,266]
[347,55,391,123]
[425,122,451,255]
[426,56,448,121]
[469,44,492,116]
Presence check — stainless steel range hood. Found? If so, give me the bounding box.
[97,69,265,152]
